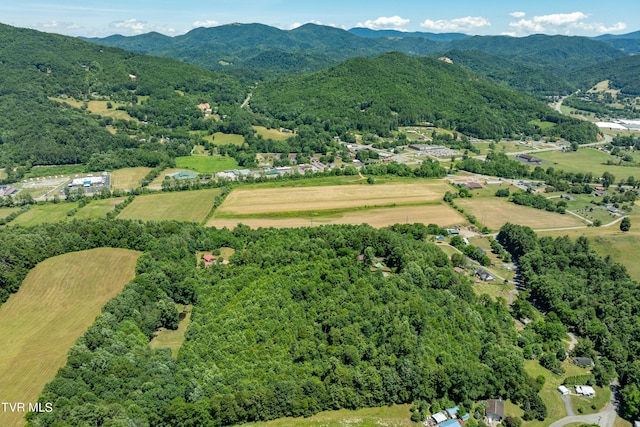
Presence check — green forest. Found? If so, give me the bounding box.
[0,220,534,426]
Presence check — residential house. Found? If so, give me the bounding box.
[202,254,216,267]
[477,269,495,282]
[486,399,504,423]
[575,385,596,397]
[439,420,461,427]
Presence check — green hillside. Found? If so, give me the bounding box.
[574,55,640,95]
[441,49,575,96]
[0,23,244,172]
[251,52,599,141]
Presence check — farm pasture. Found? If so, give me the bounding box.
[216,182,451,215]
[208,203,464,229]
[117,189,221,223]
[0,248,140,427]
[175,155,239,173]
[455,198,585,230]
[110,167,153,190]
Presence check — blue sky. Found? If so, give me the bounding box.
[0,0,637,38]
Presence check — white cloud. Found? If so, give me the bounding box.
[38,21,81,30]
[501,31,518,37]
[420,16,490,32]
[508,11,627,35]
[533,12,588,26]
[111,19,149,34]
[357,16,410,31]
[192,20,220,28]
[510,12,526,19]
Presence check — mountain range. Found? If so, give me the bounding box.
[82,23,638,95]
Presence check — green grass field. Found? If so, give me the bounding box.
[504,360,592,427]
[570,385,610,415]
[535,148,640,178]
[149,305,192,358]
[205,132,245,146]
[0,207,20,220]
[243,404,416,427]
[0,248,140,427]
[175,155,239,173]
[0,169,6,180]
[73,198,126,220]
[8,203,79,227]
[253,126,294,141]
[24,164,86,179]
[50,97,136,121]
[110,167,153,190]
[117,189,221,223]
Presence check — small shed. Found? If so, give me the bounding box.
[445,406,459,418]
[573,357,594,368]
[486,399,505,422]
[558,385,570,395]
[431,412,448,424]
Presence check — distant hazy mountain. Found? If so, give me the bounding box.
[348,27,468,42]
[593,30,640,53]
[83,23,631,85]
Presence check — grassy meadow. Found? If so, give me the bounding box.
[9,203,79,227]
[24,164,86,179]
[149,305,192,358]
[73,197,126,220]
[455,198,585,230]
[242,404,416,427]
[208,203,464,229]
[110,167,153,190]
[253,126,294,141]
[117,189,221,223]
[0,248,140,427]
[535,148,640,178]
[0,207,20,220]
[175,155,239,173]
[204,132,245,146]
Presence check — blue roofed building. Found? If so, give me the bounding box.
[439,419,461,427]
[445,406,459,418]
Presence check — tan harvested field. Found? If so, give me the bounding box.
[217,182,451,215]
[110,167,152,190]
[0,248,140,427]
[456,198,585,230]
[117,189,221,223]
[208,203,464,229]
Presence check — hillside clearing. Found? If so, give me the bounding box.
[175,155,239,173]
[149,305,192,358]
[73,197,126,220]
[117,189,221,222]
[0,248,140,427]
[253,126,293,141]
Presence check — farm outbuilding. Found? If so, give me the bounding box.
[558,385,570,395]
[576,385,596,397]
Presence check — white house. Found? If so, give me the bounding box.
[576,385,596,397]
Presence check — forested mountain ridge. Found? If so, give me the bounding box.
[83,23,631,84]
[0,23,244,169]
[250,52,599,141]
[573,54,640,95]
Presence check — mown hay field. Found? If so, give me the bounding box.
[110,167,152,190]
[455,198,585,230]
[9,203,79,227]
[216,182,451,216]
[0,248,140,427]
[208,203,464,229]
[117,189,221,223]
